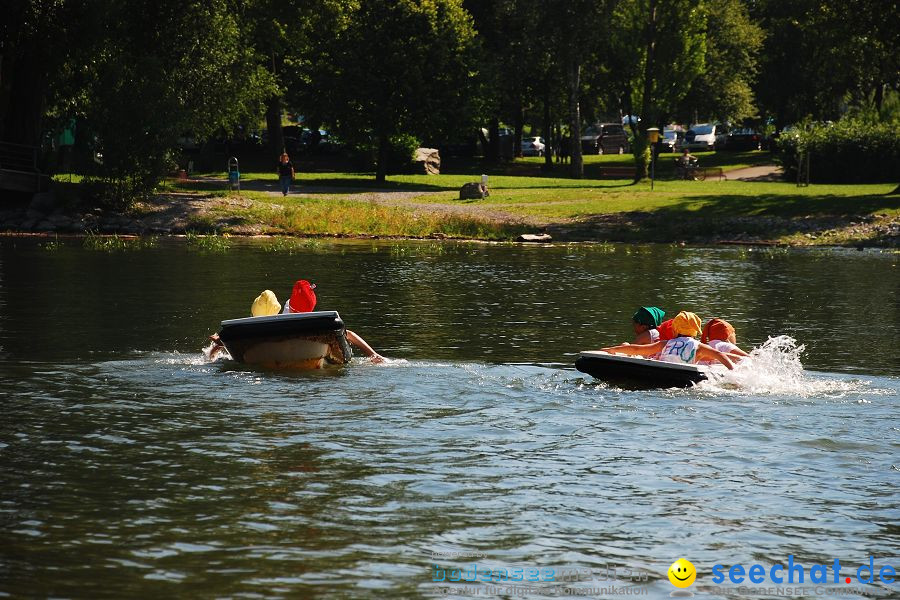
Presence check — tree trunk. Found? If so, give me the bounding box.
[568,59,583,179]
[375,133,388,183]
[543,93,553,170]
[487,117,500,163]
[265,95,284,161]
[513,97,523,158]
[635,0,657,180]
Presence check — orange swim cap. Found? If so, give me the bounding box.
[701,318,736,344]
[672,311,702,338]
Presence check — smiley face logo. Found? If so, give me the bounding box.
[668,558,696,588]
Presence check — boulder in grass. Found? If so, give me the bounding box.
[414,147,441,175]
[459,182,488,200]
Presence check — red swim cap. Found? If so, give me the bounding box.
[288,280,317,313]
[657,319,676,340]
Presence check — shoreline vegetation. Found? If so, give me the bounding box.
[6,154,899,248]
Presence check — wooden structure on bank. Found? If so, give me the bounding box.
[0,141,49,195]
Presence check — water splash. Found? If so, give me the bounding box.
[201,340,230,362]
[700,335,870,397]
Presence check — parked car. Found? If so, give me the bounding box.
[656,128,682,153]
[682,123,727,151]
[718,128,763,151]
[521,136,545,157]
[580,123,630,155]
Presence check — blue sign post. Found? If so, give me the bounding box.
[227,157,240,192]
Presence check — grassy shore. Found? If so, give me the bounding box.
[54,152,900,245]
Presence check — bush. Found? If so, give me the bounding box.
[776,119,900,183]
[348,133,421,174]
[77,176,153,212]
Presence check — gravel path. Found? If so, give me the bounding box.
[726,164,783,181]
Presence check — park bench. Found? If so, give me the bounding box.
[674,162,727,181]
[599,166,637,179]
[701,167,726,181]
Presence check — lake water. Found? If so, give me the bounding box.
[1,237,897,599]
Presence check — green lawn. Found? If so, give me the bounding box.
[182,150,774,190]
[53,153,899,244]
[165,169,898,223]
[409,181,900,220]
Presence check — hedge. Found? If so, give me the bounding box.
[776,119,900,183]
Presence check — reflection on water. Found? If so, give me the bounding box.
[0,238,897,599]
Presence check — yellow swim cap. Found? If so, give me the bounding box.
[251,290,280,317]
[672,311,702,337]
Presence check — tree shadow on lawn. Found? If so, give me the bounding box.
[655,192,900,219]
[544,191,899,244]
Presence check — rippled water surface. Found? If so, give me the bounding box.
[1,238,897,599]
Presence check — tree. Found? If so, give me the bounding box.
[312,0,477,182]
[544,0,614,178]
[677,0,763,124]
[751,0,899,128]
[77,0,271,200]
[0,0,72,146]
[239,0,333,161]
[609,0,706,178]
[463,0,546,163]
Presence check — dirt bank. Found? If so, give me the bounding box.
[2,188,898,247]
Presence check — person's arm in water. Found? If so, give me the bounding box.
[697,343,735,369]
[600,340,665,357]
[207,333,226,360]
[346,330,384,363]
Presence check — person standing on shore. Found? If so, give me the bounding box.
[277,152,295,196]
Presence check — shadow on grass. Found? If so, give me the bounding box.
[169,174,641,195]
[543,191,899,245]
[655,193,900,218]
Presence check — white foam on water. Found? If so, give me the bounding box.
[200,341,230,363]
[698,335,873,398]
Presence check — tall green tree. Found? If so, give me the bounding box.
[77,0,270,197]
[0,0,72,146]
[464,0,546,162]
[609,0,706,178]
[313,0,477,182]
[677,0,763,124]
[3,0,271,200]
[239,0,333,161]
[544,0,614,178]
[751,0,899,128]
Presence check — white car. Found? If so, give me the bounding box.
[682,123,727,151]
[521,136,545,157]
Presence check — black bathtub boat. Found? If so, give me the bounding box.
[575,350,714,388]
[217,311,353,369]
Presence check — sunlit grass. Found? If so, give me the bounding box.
[198,192,528,239]
[185,232,231,252]
[82,231,158,251]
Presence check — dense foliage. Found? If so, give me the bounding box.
[0,0,896,190]
[776,119,900,184]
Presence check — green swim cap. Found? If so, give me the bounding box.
[632,306,665,328]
